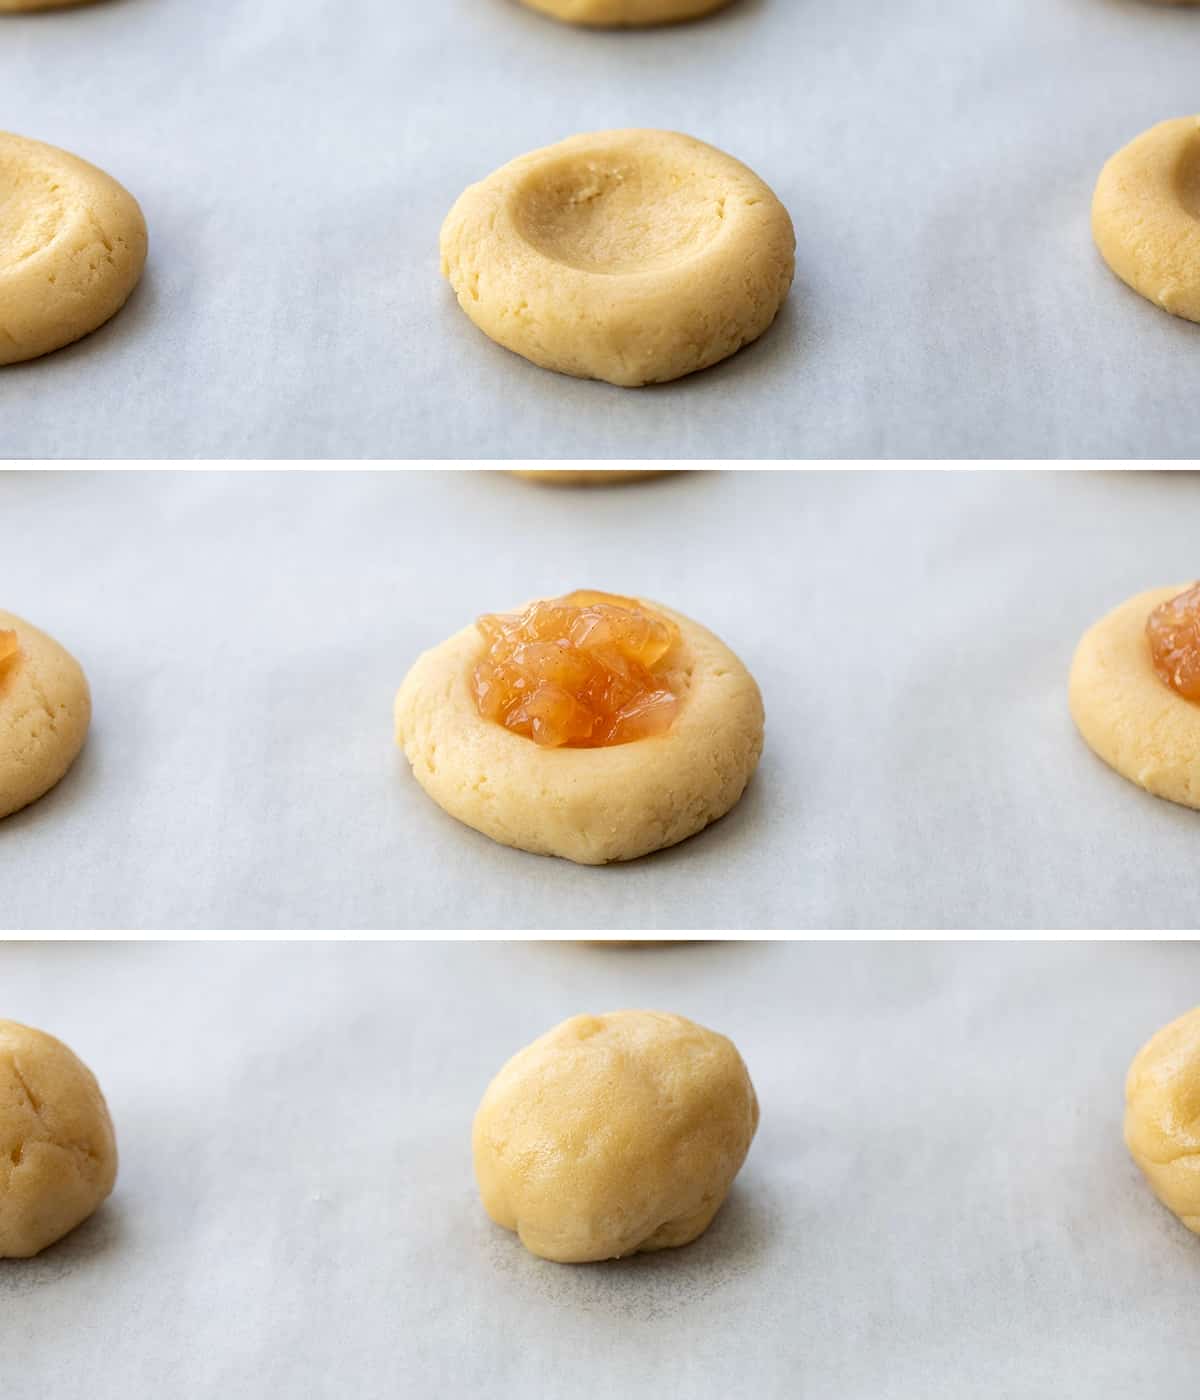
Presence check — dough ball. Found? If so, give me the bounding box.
[0,130,147,365]
[0,1020,118,1258]
[519,0,732,25]
[473,1010,758,1262]
[1092,116,1200,324]
[0,609,91,820]
[441,129,795,387]
[1125,1006,1200,1235]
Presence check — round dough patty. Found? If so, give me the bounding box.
[0,1020,117,1259]
[1068,585,1200,809]
[394,596,764,864]
[0,609,91,819]
[1092,116,1200,324]
[519,0,731,25]
[440,130,795,387]
[1125,1006,1200,1236]
[0,131,147,365]
[473,1010,758,1262]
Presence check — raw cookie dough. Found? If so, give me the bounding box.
[0,610,91,819]
[441,130,795,387]
[1069,585,1200,808]
[1125,1006,1200,1235]
[519,0,731,25]
[473,1010,758,1262]
[0,1020,118,1258]
[395,595,764,863]
[511,469,668,485]
[1092,116,1200,323]
[0,131,147,365]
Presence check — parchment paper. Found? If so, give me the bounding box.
[4,468,1200,930]
[1,0,1199,459]
[1,940,1198,1398]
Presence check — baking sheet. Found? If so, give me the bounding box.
[2,0,1200,460]
[6,468,1200,929]
[1,940,1199,1398]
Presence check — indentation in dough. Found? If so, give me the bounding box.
[1177,132,1200,221]
[513,151,724,275]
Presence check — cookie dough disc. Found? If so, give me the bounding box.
[510,469,668,485]
[473,1010,758,1262]
[1125,1006,1200,1235]
[395,597,764,864]
[1092,117,1200,323]
[441,130,795,387]
[519,0,732,25]
[0,1020,118,1259]
[1068,585,1200,808]
[0,610,91,819]
[0,131,147,365]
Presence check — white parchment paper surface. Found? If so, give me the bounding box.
[1,0,1199,458]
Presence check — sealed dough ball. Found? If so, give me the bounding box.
[519,0,732,25]
[1092,117,1200,324]
[441,129,795,387]
[473,1010,758,1262]
[1125,1006,1200,1234]
[0,1021,118,1258]
[0,610,91,820]
[0,131,147,364]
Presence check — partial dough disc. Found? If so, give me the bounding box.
[510,469,669,485]
[519,0,732,25]
[0,610,91,819]
[0,1,101,10]
[1068,585,1200,809]
[0,131,147,365]
[1092,116,1200,323]
[441,129,795,387]
[1125,1006,1200,1236]
[395,597,764,863]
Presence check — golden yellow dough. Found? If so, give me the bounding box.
[1092,117,1200,323]
[394,596,764,864]
[473,1010,758,1263]
[0,131,147,365]
[1068,585,1200,809]
[0,1021,117,1259]
[1125,1006,1200,1235]
[510,469,668,485]
[519,0,731,25]
[0,609,91,820]
[441,130,795,387]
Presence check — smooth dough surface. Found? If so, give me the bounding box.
[473,1010,758,1262]
[519,0,731,25]
[0,609,91,819]
[1092,116,1200,323]
[0,1020,117,1258]
[510,469,668,485]
[395,596,764,864]
[1125,1006,1200,1235]
[1068,585,1200,809]
[0,131,147,365]
[441,130,795,387]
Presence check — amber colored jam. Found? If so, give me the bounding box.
[0,630,17,670]
[472,590,681,748]
[1147,583,1200,700]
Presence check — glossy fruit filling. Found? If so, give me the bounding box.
[1147,583,1200,700]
